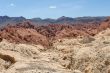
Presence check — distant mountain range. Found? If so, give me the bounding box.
[0,16,108,26]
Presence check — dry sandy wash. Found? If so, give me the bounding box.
[0,17,110,73]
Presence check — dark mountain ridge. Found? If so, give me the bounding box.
[0,16,26,26]
[0,16,108,26]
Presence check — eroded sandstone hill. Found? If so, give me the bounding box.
[0,17,109,47]
[0,17,110,73]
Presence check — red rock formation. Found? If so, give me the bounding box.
[99,17,110,30]
[0,23,49,47]
[0,17,109,47]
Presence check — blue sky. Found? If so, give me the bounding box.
[0,0,110,18]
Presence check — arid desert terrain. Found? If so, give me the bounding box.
[0,16,110,73]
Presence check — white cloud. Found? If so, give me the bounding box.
[49,6,57,9]
[10,3,15,6]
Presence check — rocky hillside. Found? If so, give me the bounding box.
[0,17,110,73]
[0,17,109,47]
